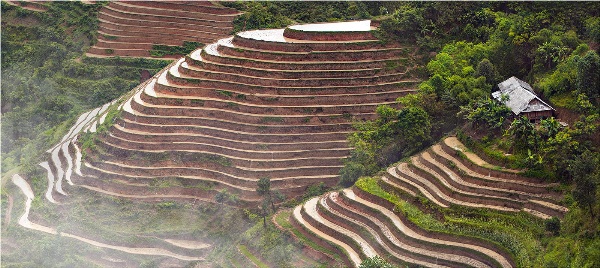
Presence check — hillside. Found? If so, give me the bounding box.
[2,2,600,268]
[46,20,419,207]
[282,137,568,267]
[87,1,241,59]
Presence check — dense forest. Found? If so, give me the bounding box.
[2,1,599,267]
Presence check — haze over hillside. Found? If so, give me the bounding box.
[2,1,599,267]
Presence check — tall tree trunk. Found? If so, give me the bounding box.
[270,194,276,212]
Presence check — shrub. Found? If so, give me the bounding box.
[545,217,561,236]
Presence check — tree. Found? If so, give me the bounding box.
[540,117,561,138]
[507,116,538,151]
[544,216,561,236]
[340,105,432,186]
[256,178,271,227]
[256,177,285,227]
[542,130,581,180]
[474,58,499,85]
[256,177,271,196]
[576,50,600,99]
[460,96,511,130]
[569,151,599,218]
[215,189,228,206]
[215,189,239,207]
[586,17,600,45]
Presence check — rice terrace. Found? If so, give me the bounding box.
[1,1,599,267]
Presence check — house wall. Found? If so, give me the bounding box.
[523,110,554,122]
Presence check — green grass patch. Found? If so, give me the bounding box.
[149,41,203,57]
[238,244,269,268]
[261,117,284,123]
[549,91,576,109]
[216,90,233,97]
[356,177,545,267]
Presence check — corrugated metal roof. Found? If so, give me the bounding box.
[492,76,554,115]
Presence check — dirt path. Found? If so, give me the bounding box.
[62,142,74,185]
[77,184,220,204]
[411,154,519,212]
[10,174,205,261]
[401,160,519,213]
[293,204,361,267]
[345,189,513,268]
[424,150,533,197]
[163,239,210,250]
[84,52,179,60]
[112,123,348,147]
[380,175,417,196]
[4,1,48,12]
[73,136,84,176]
[51,147,67,196]
[444,137,520,173]
[331,191,486,268]
[431,145,549,188]
[304,196,373,266]
[39,162,58,204]
[319,194,377,258]
[326,192,452,268]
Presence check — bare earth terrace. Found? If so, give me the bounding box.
[35,20,420,211]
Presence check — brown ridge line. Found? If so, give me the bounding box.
[323,192,456,267]
[102,4,234,26]
[110,124,349,146]
[345,189,513,268]
[201,43,413,65]
[105,133,351,155]
[297,198,363,267]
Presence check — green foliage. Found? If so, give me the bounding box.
[237,245,269,268]
[261,117,284,123]
[149,41,203,57]
[1,2,168,177]
[407,41,493,120]
[542,237,600,268]
[216,90,233,97]
[359,256,395,268]
[540,117,561,138]
[531,29,578,71]
[356,177,543,267]
[256,177,271,196]
[544,217,561,236]
[576,50,600,99]
[460,96,512,129]
[585,17,600,44]
[378,2,496,48]
[256,177,284,226]
[536,44,589,98]
[339,105,431,186]
[226,1,372,32]
[506,116,538,152]
[569,151,600,217]
[215,189,239,206]
[474,58,500,85]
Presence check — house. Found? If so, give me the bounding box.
[492,76,555,123]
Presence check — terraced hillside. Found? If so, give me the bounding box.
[87,1,240,59]
[3,0,48,12]
[37,20,419,209]
[287,137,568,267]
